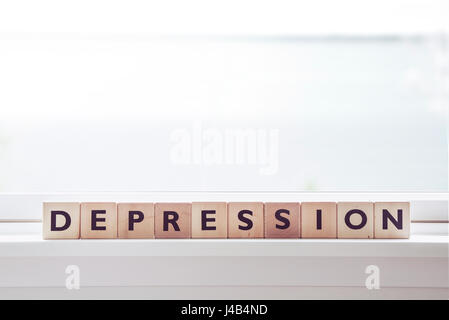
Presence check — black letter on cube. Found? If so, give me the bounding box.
[91,210,106,230]
[201,210,216,231]
[382,209,403,230]
[275,209,290,229]
[128,211,144,231]
[163,211,180,231]
[238,210,253,230]
[50,211,71,231]
[345,209,367,230]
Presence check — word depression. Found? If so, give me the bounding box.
[43,202,410,239]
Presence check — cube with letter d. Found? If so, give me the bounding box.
[43,202,80,239]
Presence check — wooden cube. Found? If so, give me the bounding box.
[155,203,191,238]
[118,203,154,239]
[192,202,227,238]
[264,202,300,238]
[301,202,337,238]
[374,202,410,239]
[80,202,117,239]
[228,202,264,238]
[43,202,80,239]
[337,202,374,239]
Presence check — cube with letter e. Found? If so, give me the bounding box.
[81,202,117,239]
[192,202,227,238]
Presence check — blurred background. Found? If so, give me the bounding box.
[0,0,448,193]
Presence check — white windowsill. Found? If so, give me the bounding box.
[0,223,447,258]
[0,223,447,299]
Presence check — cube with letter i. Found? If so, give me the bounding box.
[301,202,337,238]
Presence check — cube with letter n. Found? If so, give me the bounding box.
[374,202,410,239]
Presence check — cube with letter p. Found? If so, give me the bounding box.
[118,203,154,238]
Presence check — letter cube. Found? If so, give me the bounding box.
[301,202,337,238]
[337,202,374,239]
[374,202,410,239]
[118,203,154,239]
[228,202,264,238]
[264,202,300,238]
[80,202,117,239]
[43,202,80,239]
[154,203,191,238]
[192,202,227,238]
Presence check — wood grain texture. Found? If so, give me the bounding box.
[118,203,154,239]
[337,202,373,239]
[301,202,337,238]
[228,202,264,238]
[192,202,227,238]
[374,202,410,239]
[43,202,80,239]
[155,203,191,238]
[80,202,117,239]
[264,202,300,238]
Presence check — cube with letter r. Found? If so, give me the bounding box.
[43,202,80,239]
[155,203,191,238]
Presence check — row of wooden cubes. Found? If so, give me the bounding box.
[43,202,410,239]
